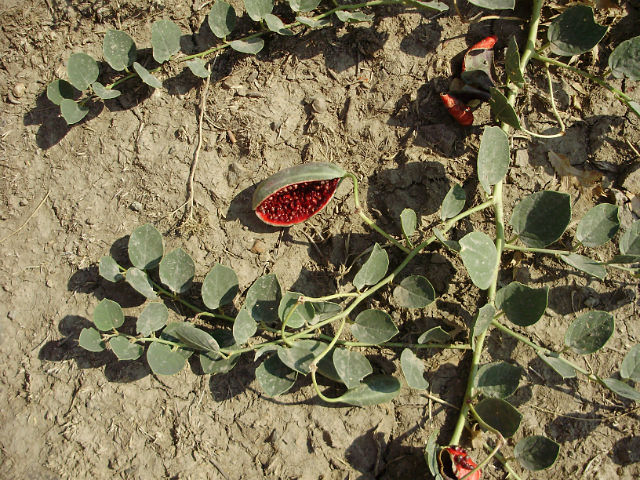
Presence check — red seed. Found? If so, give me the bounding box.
[440,94,474,126]
[255,178,340,226]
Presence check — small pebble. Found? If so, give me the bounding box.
[7,311,16,321]
[13,83,25,98]
[311,97,327,114]
[19,199,28,206]
[130,201,143,212]
[251,239,267,254]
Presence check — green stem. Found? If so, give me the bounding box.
[301,292,360,302]
[503,243,571,256]
[346,172,410,253]
[449,0,545,448]
[442,199,495,232]
[533,53,639,118]
[310,317,347,403]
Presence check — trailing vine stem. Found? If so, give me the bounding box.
[532,52,640,119]
[447,0,545,448]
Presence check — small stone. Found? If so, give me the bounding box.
[7,311,16,321]
[19,199,28,206]
[622,165,640,195]
[311,97,327,114]
[250,239,267,254]
[13,83,25,98]
[130,201,143,212]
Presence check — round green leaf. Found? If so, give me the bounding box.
[200,351,240,374]
[208,1,236,38]
[460,231,498,290]
[277,339,325,374]
[278,292,315,329]
[244,0,273,21]
[510,191,571,248]
[335,10,374,23]
[351,309,398,344]
[620,221,640,256]
[565,311,614,355]
[185,59,210,78]
[418,326,451,344]
[288,0,321,12]
[46,79,76,105]
[514,436,560,471]
[560,253,607,280]
[132,62,162,89]
[93,298,124,331]
[440,184,466,221]
[136,302,168,336]
[490,87,521,129]
[151,19,182,63]
[576,203,619,247]
[91,82,121,100]
[353,243,389,291]
[472,304,496,345]
[256,355,297,396]
[495,282,548,327]
[265,14,293,35]
[60,99,89,125]
[109,336,143,360]
[233,308,257,345]
[478,126,510,194]
[467,0,514,9]
[244,274,281,325]
[601,377,640,402]
[159,248,195,294]
[78,327,105,352]
[202,263,239,310]
[475,398,522,438]
[147,341,187,375]
[621,344,640,381]
[505,36,524,87]
[393,275,435,309]
[400,208,417,238]
[537,351,577,379]
[295,16,330,28]
[609,36,640,82]
[230,38,264,55]
[308,301,342,325]
[170,322,220,353]
[126,267,158,299]
[128,224,163,270]
[548,5,607,57]
[333,348,373,389]
[67,52,99,91]
[400,348,429,390]
[103,29,137,71]
[336,375,401,406]
[99,255,123,282]
[474,362,521,398]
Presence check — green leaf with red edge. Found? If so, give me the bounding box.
[548,5,607,57]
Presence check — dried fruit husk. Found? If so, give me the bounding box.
[252,162,347,226]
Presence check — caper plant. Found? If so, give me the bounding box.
[65,0,640,478]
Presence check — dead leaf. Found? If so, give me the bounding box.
[548,151,602,188]
[594,0,620,10]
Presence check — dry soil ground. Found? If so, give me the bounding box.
[1,0,639,479]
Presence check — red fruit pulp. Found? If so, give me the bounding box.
[440,94,474,126]
[255,178,340,226]
[445,446,481,480]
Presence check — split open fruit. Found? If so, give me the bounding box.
[252,162,347,226]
